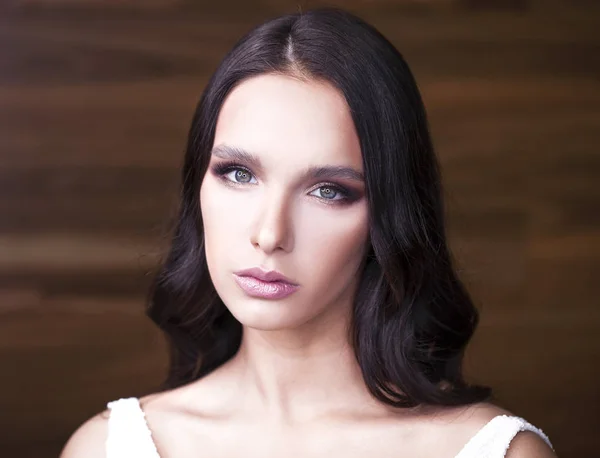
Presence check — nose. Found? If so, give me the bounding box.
[250,192,293,254]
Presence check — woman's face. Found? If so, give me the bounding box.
[200,73,370,331]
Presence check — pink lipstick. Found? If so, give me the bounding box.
[233,267,299,299]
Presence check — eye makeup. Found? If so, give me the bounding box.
[209,160,362,207]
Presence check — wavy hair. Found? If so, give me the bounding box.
[147,7,493,408]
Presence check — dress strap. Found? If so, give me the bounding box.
[106,397,161,458]
[454,415,554,458]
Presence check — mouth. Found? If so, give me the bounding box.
[233,274,300,300]
[234,267,298,285]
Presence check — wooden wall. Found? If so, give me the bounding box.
[1,1,598,457]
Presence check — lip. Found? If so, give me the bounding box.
[234,267,298,286]
[233,267,299,300]
[233,275,299,299]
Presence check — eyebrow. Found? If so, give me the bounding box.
[210,144,365,183]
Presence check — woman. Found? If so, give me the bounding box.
[61,7,556,458]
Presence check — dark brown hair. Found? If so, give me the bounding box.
[147,7,493,408]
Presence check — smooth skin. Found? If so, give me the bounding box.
[61,74,557,458]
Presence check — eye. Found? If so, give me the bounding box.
[210,161,355,206]
[224,167,257,185]
[309,184,347,202]
[212,163,258,185]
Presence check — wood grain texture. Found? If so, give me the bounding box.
[1,2,598,457]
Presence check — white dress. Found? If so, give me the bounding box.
[105,397,554,458]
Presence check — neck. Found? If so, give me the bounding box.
[226,308,383,423]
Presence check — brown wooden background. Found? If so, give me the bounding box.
[1,1,598,457]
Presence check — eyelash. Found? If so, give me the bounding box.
[210,161,355,206]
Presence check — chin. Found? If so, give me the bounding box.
[225,298,312,331]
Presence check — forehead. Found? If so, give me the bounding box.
[213,73,362,170]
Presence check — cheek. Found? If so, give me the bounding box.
[201,179,232,226]
[200,178,251,238]
[296,203,369,283]
[199,179,240,268]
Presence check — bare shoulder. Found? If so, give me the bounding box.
[505,431,558,458]
[59,410,110,458]
[137,363,240,417]
[447,402,556,458]
[450,400,515,425]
